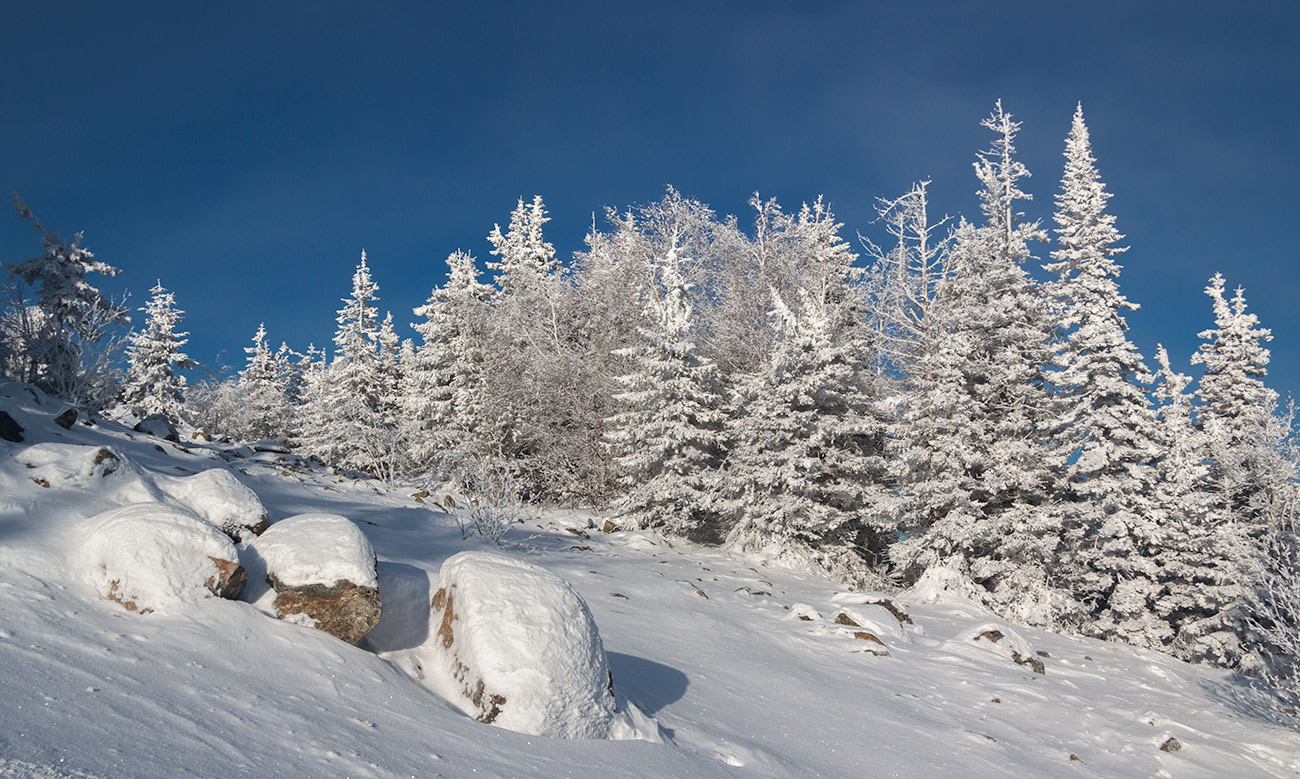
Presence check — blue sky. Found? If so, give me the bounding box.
[3,2,1297,399]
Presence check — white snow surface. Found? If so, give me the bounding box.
[1,381,1299,777]
[156,468,268,541]
[408,550,645,740]
[78,502,240,614]
[249,513,378,588]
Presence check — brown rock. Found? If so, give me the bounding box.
[853,631,886,646]
[834,612,861,627]
[1012,651,1046,675]
[975,629,1005,644]
[1159,737,1182,753]
[601,520,619,533]
[206,557,248,600]
[868,598,914,625]
[432,586,456,648]
[268,575,381,645]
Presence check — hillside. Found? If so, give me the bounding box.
[1,383,1297,778]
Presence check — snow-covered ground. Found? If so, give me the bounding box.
[2,384,1298,778]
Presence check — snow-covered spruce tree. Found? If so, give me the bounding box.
[1146,345,1236,661]
[296,252,401,477]
[1179,275,1285,667]
[1194,274,1281,526]
[237,323,289,442]
[481,197,563,487]
[606,241,727,537]
[1043,105,1163,641]
[567,192,745,505]
[5,195,128,407]
[121,281,196,422]
[723,287,893,585]
[892,102,1062,627]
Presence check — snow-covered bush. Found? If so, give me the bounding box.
[80,503,246,614]
[440,456,536,543]
[414,551,646,740]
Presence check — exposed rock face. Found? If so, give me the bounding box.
[134,414,179,442]
[268,575,381,645]
[208,557,248,600]
[0,410,22,442]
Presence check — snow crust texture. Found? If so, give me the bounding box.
[79,502,245,614]
[416,551,632,739]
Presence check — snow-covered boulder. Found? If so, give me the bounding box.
[249,513,380,644]
[417,551,629,739]
[158,469,269,541]
[133,413,178,442]
[80,503,247,614]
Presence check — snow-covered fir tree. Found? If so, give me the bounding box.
[486,195,560,296]
[1043,105,1163,641]
[121,281,196,421]
[1145,345,1235,661]
[296,252,401,476]
[606,242,726,537]
[1182,275,1284,667]
[724,287,893,585]
[237,323,289,442]
[1194,274,1280,525]
[404,250,495,471]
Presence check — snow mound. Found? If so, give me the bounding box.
[15,443,164,504]
[415,550,649,740]
[79,503,246,614]
[905,565,985,605]
[830,604,909,644]
[158,468,269,541]
[250,513,378,588]
[17,443,124,486]
[961,622,1046,673]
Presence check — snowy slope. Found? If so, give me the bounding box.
[1,384,1298,778]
